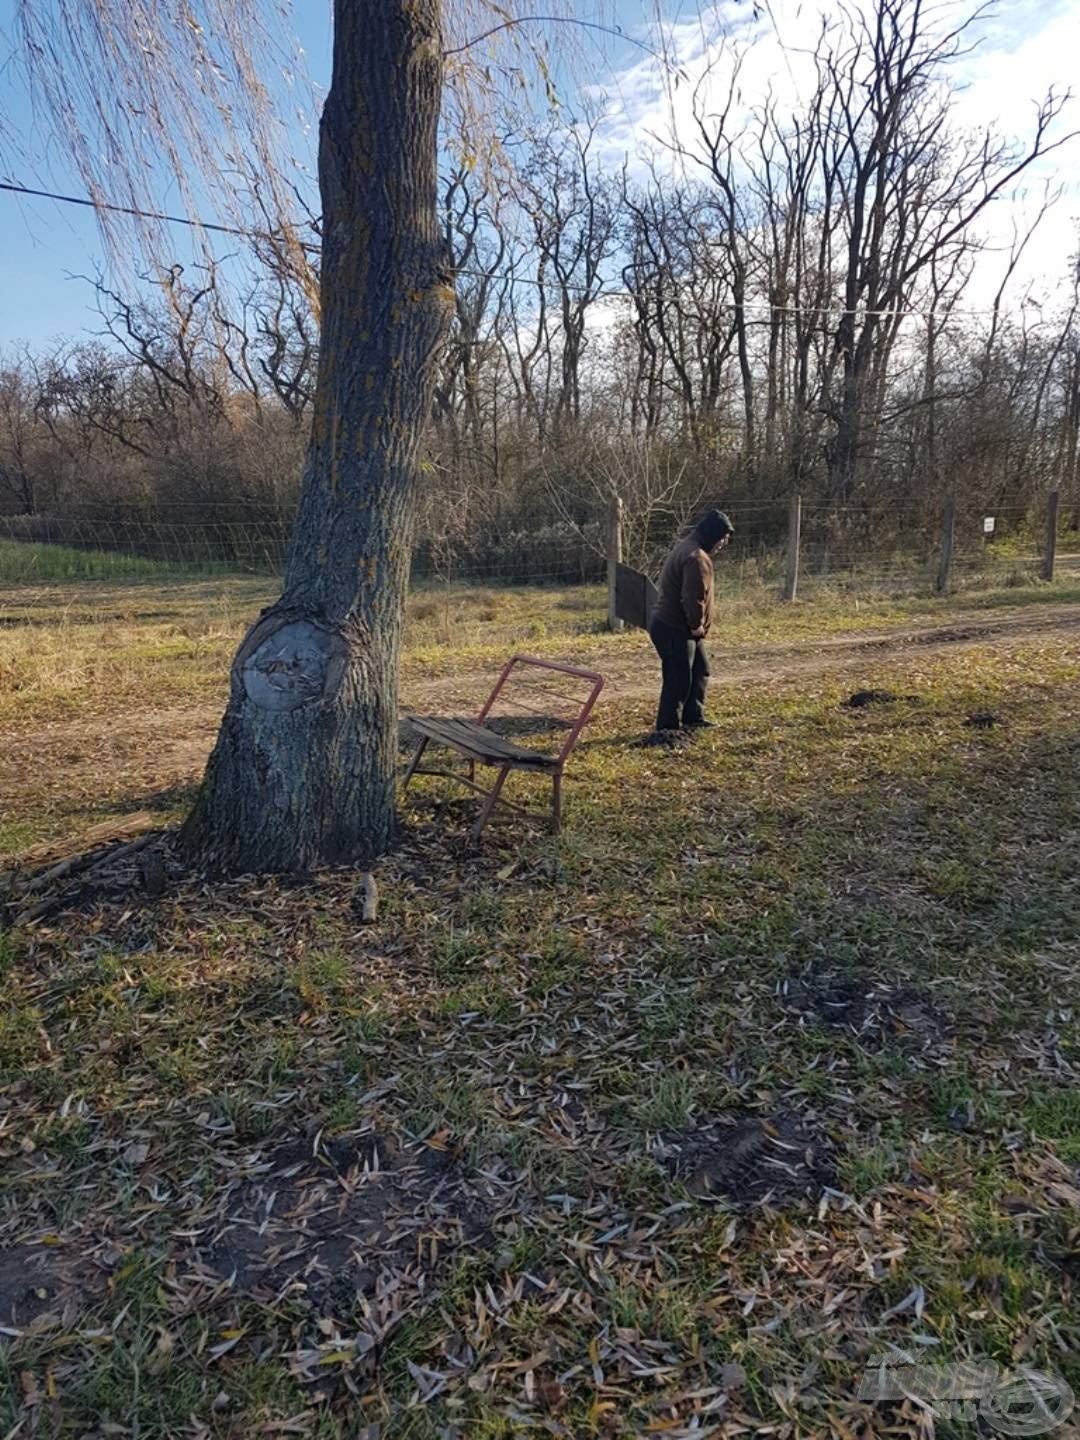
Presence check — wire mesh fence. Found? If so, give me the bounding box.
[0,504,610,588]
[797,503,935,594]
[0,506,292,579]
[0,491,1073,613]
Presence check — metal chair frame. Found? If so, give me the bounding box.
[403,654,605,841]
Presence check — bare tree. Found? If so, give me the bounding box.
[812,0,1072,498]
[682,50,757,458]
[0,350,45,513]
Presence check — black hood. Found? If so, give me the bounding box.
[695,509,734,550]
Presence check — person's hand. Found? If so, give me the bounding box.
[691,627,705,639]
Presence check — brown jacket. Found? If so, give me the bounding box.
[653,532,714,635]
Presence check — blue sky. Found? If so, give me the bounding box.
[0,0,1077,347]
[0,0,328,346]
[0,1,642,344]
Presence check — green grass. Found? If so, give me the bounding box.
[0,535,238,585]
[1,574,1079,1435]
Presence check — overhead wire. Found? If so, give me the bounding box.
[0,174,1048,325]
[1,179,258,240]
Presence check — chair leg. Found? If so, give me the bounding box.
[471,764,510,842]
[551,770,563,833]
[402,735,429,790]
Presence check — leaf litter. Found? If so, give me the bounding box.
[2,633,1080,1436]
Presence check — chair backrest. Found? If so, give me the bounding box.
[476,655,605,765]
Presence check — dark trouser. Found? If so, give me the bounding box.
[649,618,710,730]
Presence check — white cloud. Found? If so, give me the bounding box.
[947,0,1079,303]
[589,0,1080,310]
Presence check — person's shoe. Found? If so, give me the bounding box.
[684,718,716,730]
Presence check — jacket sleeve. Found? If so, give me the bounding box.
[680,552,709,631]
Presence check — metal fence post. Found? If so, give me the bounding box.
[935,494,956,594]
[782,493,802,602]
[607,492,624,633]
[1043,488,1060,582]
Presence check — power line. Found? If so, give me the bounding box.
[1,179,256,240]
[0,174,1042,326]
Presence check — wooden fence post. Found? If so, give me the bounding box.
[782,493,801,602]
[935,494,956,594]
[607,493,624,633]
[1043,488,1060,582]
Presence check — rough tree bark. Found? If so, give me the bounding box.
[180,0,452,874]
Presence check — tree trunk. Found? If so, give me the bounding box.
[180,0,451,874]
[826,369,860,501]
[732,264,755,459]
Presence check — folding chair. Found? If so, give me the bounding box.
[403,655,605,841]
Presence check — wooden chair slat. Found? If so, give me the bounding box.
[407,715,555,768]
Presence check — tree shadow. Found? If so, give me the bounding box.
[71,782,201,820]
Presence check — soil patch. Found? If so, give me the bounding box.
[638,729,695,750]
[964,711,1001,729]
[0,1240,105,1333]
[783,975,946,1050]
[660,1111,834,1205]
[842,689,918,709]
[199,1129,490,1316]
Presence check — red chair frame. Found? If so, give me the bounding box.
[403,655,605,841]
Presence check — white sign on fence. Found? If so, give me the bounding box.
[983,516,996,535]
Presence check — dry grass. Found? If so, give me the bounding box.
[2,573,1080,863]
[2,576,1080,1440]
[4,569,1079,731]
[1,573,1079,1436]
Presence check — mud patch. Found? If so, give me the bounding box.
[782,975,945,1050]
[964,711,1001,729]
[841,689,919,709]
[199,1129,489,1315]
[659,1111,834,1206]
[0,1240,105,1333]
[638,728,695,750]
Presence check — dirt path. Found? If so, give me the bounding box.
[4,599,1078,857]
[414,598,1080,712]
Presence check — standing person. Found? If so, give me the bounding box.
[649,509,733,733]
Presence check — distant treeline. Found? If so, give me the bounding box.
[2,1,1077,581]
